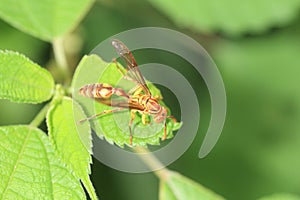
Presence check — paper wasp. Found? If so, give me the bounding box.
[79,39,176,145]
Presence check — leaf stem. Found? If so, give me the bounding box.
[29,103,51,127]
[133,147,171,181]
[29,84,65,127]
[52,37,71,84]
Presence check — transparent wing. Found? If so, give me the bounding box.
[95,98,144,111]
[111,39,151,96]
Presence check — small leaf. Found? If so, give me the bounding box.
[0,0,94,41]
[0,50,54,103]
[0,125,85,199]
[72,54,181,147]
[148,0,300,36]
[160,171,225,200]
[47,96,97,200]
[258,194,300,200]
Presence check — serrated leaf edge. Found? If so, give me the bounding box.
[0,50,55,103]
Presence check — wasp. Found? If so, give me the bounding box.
[79,39,176,145]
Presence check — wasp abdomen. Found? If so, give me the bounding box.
[79,83,114,98]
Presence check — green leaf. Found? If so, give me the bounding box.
[47,96,97,200]
[0,0,94,41]
[211,26,300,195]
[159,171,225,200]
[0,20,48,61]
[0,51,54,103]
[160,183,177,200]
[0,125,85,199]
[148,0,300,36]
[214,27,300,96]
[258,194,300,200]
[72,54,181,147]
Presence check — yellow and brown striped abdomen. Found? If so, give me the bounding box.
[79,83,114,99]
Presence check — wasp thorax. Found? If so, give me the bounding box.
[146,98,161,113]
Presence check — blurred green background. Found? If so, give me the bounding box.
[1,0,300,199]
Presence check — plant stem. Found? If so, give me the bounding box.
[133,147,171,181]
[29,103,51,127]
[53,37,71,84]
[30,84,65,127]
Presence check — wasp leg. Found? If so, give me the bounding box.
[113,58,138,84]
[128,110,136,145]
[162,116,177,140]
[141,113,151,125]
[162,120,167,141]
[113,58,126,75]
[127,85,145,96]
[79,108,125,123]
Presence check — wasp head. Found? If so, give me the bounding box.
[153,107,168,123]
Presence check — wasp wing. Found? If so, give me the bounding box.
[95,98,144,111]
[112,39,151,96]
